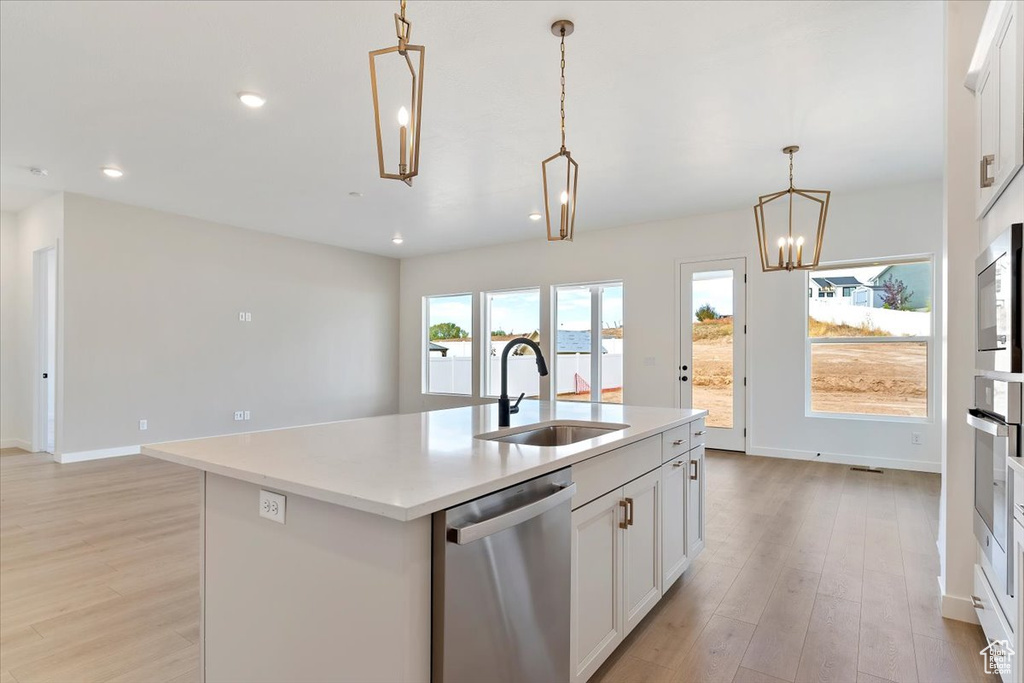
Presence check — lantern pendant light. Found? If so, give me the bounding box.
[541,20,579,242]
[369,0,425,186]
[753,146,830,272]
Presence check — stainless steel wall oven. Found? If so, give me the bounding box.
[976,224,1023,374]
[971,377,1022,598]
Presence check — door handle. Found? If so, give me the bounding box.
[981,154,995,188]
[690,460,699,480]
[619,499,629,529]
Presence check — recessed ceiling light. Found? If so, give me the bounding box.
[529,212,542,221]
[101,166,124,179]
[238,92,267,109]
[29,167,48,177]
[392,236,404,245]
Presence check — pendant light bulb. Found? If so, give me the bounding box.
[560,190,569,205]
[777,237,786,248]
[796,236,805,246]
[397,106,409,126]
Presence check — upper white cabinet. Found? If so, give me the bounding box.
[969,0,1024,218]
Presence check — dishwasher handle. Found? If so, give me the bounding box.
[449,483,577,545]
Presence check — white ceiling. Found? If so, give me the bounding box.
[0,1,943,258]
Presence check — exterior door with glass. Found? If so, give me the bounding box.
[679,259,746,452]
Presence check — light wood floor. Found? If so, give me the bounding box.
[0,448,985,683]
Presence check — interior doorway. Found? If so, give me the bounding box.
[33,246,56,455]
[679,258,746,452]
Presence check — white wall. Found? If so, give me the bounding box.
[56,193,399,459]
[399,180,944,472]
[0,210,23,448]
[0,195,65,451]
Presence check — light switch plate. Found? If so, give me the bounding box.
[259,490,286,524]
[911,432,923,445]
[243,410,250,420]
[139,419,148,431]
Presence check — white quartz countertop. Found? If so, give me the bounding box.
[142,401,706,521]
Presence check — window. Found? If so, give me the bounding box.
[554,282,623,404]
[807,259,932,418]
[842,287,855,297]
[484,289,541,398]
[425,294,473,395]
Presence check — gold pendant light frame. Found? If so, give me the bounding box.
[542,19,579,242]
[369,0,425,187]
[754,145,830,272]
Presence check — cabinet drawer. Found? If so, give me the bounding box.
[975,563,1014,650]
[690,418,707,448]
[661,425,690,462]
[572,436,660,510]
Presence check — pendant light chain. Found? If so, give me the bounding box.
[788,149,794,189]
[560,28,566,152]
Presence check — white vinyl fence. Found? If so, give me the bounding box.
[808,300,930,337]
[428,354,623,396]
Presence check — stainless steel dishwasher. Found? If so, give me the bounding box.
[432,468,575,683]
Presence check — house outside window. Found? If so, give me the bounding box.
[807,258,932,419]
[554,282,623,404]
[424,294,473,395]
[483,289,541,398]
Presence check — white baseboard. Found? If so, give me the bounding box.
[940,588,981,624]
[57,445,140,464]
[0,438,33,451]
[745,445,941,473]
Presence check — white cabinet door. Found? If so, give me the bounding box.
[976,0,1024,217]
[661,455,689,589]
[688,445,706,558]
[994,1,1022,191]
[977,55,998,214]
[571,488,624,683]
[622,468,662,635]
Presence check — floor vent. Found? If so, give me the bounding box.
[849,466,884,474]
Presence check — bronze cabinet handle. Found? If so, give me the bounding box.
[672,460,685,467]
[981,154,995,188]
[625,497,634,526]
[693,430,707,436]
[619,499,629,529]
[690,460,699,480]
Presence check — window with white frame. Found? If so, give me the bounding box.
[807,259,932,419]
[425,294,473,395]
[554,283,624,404]
[483,289,541,398]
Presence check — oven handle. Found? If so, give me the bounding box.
[967,409,1009,437]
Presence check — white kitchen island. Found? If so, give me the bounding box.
[143,401,707,683]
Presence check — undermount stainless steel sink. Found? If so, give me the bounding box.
[477,421,629,447]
